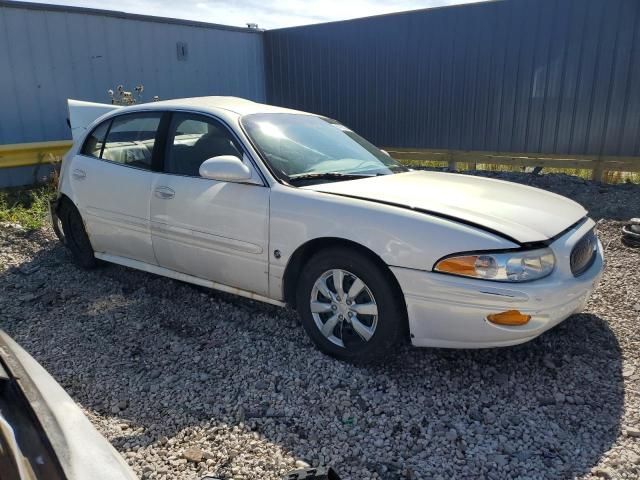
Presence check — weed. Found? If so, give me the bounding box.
[0,183,55,230]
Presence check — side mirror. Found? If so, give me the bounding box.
[199,155,253,183]
[380,149,391,157]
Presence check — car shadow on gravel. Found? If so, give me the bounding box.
[0,228,626,480]
[378,313,624,478]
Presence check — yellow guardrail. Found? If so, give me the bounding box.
[0,140,72,169]
[2,141,639,183]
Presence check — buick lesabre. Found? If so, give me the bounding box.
[51,97,604,362]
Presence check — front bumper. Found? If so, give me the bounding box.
[393,218,604,348]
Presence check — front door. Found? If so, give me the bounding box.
[150,112,270,295]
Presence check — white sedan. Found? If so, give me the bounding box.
[52,96,604,362]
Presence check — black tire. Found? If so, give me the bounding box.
[58,199,98,269]
[296,247,406,363]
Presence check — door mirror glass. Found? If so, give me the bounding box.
[199,156,252,182]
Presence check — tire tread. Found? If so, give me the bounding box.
[296,247,407,364]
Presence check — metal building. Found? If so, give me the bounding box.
[0,1,266,145]
[0,0,265,186]
[265,0,640,157]
[2,0,639,187]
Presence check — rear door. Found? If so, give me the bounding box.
[149,112,270,295]
[69,112,164,265]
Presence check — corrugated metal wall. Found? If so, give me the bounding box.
[265,0,640,156]
[2,0,638,180]
[0,1,265,145]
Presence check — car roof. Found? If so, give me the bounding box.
[123,96,311,117]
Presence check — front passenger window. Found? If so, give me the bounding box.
[165,113,243,177]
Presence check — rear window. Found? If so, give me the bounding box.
[80,113,162,171]
[81,120,110,158]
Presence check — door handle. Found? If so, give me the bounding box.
[154,186,175,199]
[72,169,86,180]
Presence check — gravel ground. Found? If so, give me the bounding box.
[0,172,639,480]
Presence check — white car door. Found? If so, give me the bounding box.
[149,112,270,295]
[69,112,163,265]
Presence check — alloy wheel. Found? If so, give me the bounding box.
[310,269,378,348]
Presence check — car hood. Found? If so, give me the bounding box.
[303,171,587,243]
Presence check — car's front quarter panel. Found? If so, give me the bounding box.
[268,185,519,300]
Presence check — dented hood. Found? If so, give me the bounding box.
[304,171,587,243]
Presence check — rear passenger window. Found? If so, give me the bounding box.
[81,120,110,158]
[165,113,243,177]
[101,113,162,170]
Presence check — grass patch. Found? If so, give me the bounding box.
[0,183,55,230]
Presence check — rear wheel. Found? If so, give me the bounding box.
[296,248,406,363]
[58,199,98,269]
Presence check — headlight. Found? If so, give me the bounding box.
[434,248,556,282]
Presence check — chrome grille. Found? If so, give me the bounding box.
[570,229,597,276]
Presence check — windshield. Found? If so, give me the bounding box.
[241,113,407,182]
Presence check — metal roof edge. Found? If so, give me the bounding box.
[0,0,263,34]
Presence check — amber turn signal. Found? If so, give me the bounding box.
[435,256,478,276]
[486,310,531,326]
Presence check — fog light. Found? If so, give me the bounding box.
[487,310,530,326]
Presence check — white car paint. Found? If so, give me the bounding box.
[393,218,603,348]
[59,96,604,350]
[67,99,121,142]
[70,154,158,265]
[305,170,588,243]
[149,168,270,296]
[266,185,517,295]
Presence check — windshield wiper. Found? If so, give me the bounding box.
[288,172,377,184]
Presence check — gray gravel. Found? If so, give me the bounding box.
[1,171,639,480]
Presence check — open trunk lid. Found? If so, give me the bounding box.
[67,99,121,142]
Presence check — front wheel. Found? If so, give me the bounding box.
[296,248,406,363]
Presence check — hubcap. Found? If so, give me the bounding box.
[310,269,378,348]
